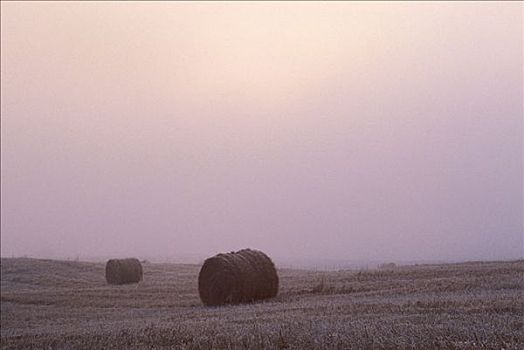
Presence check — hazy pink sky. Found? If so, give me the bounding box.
[1,2,522,263]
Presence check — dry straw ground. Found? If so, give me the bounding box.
[1,258,523,349]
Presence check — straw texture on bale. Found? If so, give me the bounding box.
[198,249,279,306]
[105,258,143,285]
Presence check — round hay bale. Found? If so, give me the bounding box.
[105,258,143,285]
[198,249,279,306]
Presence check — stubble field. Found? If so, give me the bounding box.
[1,258,523,349]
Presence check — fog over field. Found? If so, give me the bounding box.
[1,2,523,264]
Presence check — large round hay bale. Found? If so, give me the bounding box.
[105,258,143,285]
[198,249,279,306]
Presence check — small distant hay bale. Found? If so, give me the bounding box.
[379,262,397,269]
[105,258,143,285]
[198,249,279,306]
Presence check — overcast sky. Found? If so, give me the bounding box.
[1,2,522,263]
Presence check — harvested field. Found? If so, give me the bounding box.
[1,258,523,349]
